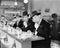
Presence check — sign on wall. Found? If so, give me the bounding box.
[1,1,24,7]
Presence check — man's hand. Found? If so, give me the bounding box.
[27,30,33,35]
[27,30,31,33]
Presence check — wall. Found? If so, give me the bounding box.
[32,0,60,17]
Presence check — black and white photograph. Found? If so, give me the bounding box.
[0,0,60,48]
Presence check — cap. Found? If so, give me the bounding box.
[23,11,28,16]
[52,13,57,18]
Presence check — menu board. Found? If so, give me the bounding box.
[1,1,24,6]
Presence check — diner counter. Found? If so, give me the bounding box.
[0,26,45,48]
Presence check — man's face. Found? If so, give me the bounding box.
[32,15,40,23]
[23,15,29,22]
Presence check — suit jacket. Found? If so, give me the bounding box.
[32,19,51,48]
[13,20,23,29]
[37,19,51,39]
[51,20,60,40]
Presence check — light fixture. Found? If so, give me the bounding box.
[14,2,17,6]
[24,0,28,3]
[14,0,17,6]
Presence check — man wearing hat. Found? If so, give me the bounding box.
[31,11,51,48]
[51,13,60,40]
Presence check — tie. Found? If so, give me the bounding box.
[35,23,39,30]
[34,23,39,35]
[23,22,27,28]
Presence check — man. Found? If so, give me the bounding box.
[31,12,51,48]
[51,13,60,40]
[13,11,28,29]
[18,11,30,32]
[12,16,22,29]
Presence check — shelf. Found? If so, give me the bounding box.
[0,5,25,10]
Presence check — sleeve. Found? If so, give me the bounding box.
[37,21,51,39]
[13,21,17,28]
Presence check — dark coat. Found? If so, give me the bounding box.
[13,20,23,29]
[13,19,35,32]
[51,20,60,40]
[37,19,51,39]
[32,19,51,48]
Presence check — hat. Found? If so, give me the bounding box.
[32,11,41,16]
[52,13,57,18]
[36,13,41,15]
[32,11,37,16]
[23,11,28,16]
